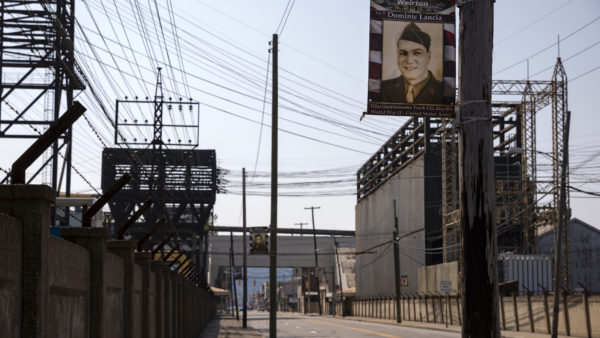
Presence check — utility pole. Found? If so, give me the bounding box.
[295,222,308,238]
[242,168,248,328]
[333,235,345,317]
[393,200,401,323]
[458,0,500,336]
[551,110,570,338]
[269,33,278,338]
[305,206,322,315]
[230,231,239,320]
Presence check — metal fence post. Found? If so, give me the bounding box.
[437,292,444,324]
[512,292,519,331]
[577,282,592,338]
[446,292,452,326]
[562,288,570,336]
[456,293,461,325]
[425,294,430,323]
[524,286,534,333]
[11,102,86,184]
[500,294,506,330]
[418,293,423,322]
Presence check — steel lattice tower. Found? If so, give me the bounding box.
[441,118,459,262]
[1,0,84,205]
[440,60,570,262]
[551,58,570,287]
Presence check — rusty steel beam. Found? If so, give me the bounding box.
[162,246,179,262]
[176,257,190,273]
[11,102,86,184]
[117,199,152,239]
[181,262,194,276]
[151,232,175,256]
[136,216,166,251]
[168,251,185,267]
[82,174,131,227]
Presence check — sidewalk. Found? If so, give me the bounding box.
[200,313,263,338]
[326,314,570,338]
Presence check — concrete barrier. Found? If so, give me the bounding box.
[0,184,216,338]
[0,212,22,338]
[346,292,600,337]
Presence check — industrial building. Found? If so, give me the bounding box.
[539,218,600,293]
[355,60,572,297]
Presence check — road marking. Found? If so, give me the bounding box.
[310,331,318,334]
[305,319,404,338]
[296,326,302,329]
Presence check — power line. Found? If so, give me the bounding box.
[277,0,295,37]
[493,15,600,75]
[494,0,573,46]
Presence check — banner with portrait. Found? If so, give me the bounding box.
[367,0,456,117]
[250,233,268,254]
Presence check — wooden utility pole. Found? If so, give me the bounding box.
[458,0,500,336]
[269,33,278,338]
[393,200,401,323]
[305,206,323,315]
[551,110,570,338]
[230,231,239,320]
[295,222,308,237]
[333,235,345,317]
[242,167,248,328]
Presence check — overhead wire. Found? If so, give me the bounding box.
[276,0,295,37]
[105,0,398,135]
[493,15,600,76]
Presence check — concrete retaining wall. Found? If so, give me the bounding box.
[48,236,90,337]
[347,293,600,337]
[417,261,459,294]
[0,212,22,338]
[0,185,216,338]
[105,252,124,338]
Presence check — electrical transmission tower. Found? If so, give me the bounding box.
[103,68,216,285]
[551,58,570,288]
[440,59,571,284]
[1,1,85,219]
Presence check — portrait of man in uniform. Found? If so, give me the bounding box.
[252,233,268,254]
[380,22,443,104]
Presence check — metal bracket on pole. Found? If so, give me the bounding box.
[136,216,166,251]
[11,101,86,184]
[117,198,152,239]
[82,174,131,227]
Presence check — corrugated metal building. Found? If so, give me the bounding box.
[497,253,552,295]
[538,218,600,294]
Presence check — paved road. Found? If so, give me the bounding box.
[246,311,459,338]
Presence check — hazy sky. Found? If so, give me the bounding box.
[1,0,599,231]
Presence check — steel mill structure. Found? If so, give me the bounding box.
[357,58,571,285]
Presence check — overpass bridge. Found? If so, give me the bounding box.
[206,233,355,287]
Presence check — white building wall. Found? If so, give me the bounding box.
[355,158,426,296]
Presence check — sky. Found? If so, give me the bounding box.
[1,0,599,232]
